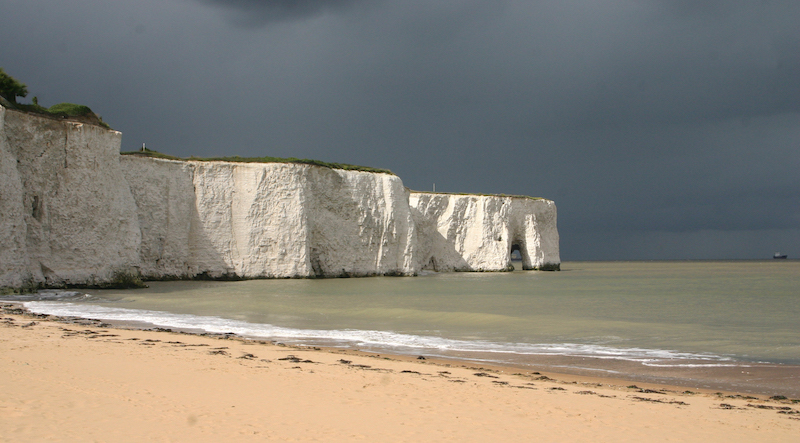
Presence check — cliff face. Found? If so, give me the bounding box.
[1,105,560,290]
[304,166,418,277]
[0,107,28,288]
[121,157,417,279]
[409,193,560,272]
[0,107,141,289]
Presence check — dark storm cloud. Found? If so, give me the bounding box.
[1,0,798,260]
[515,1,800,130]
[657,0,739,18]
[197,0,368,26]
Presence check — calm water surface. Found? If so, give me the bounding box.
[12,260,800,395]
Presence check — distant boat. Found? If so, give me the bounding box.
[773,252,788,259]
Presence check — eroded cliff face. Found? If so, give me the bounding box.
[409,193,560,272]
[1,105,560,291]
[304,166,418,277]
[121,157,417,279]
[0,107,141,289]
[0,106,28,288]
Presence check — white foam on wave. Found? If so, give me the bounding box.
[23,301,733,365]
[641,362,748,368]
[1,290,88,302]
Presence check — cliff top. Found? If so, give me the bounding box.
[410,191,546,200]
[0,68,111,129]
[2,102,112,129]
[122,148,395,175]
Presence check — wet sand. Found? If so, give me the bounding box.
[2,304,799,442]
[450,352,800,398]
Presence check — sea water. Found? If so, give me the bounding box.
[7,261,800,395]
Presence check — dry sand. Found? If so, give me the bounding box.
[2,305,799,442]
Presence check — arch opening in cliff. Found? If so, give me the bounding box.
[510,241,532,271]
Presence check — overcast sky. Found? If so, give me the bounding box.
[2,0,798,260]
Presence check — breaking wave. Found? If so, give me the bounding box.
[21,300,734,367]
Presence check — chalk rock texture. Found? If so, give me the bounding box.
[0,106,29,288]
[409,193,560,271]
[0,107,141,288]
[1,105,560,290]
[121,157,417,278]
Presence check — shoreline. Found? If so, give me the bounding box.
[3,303,799,441]
[11,299,800,398]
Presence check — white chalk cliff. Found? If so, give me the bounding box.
[121,156,418,279]
[410,193,560,272]
[0,106,141,289]
[1,105,560,290]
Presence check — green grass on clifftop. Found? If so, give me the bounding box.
[1,68,111,129]
[46,103,93,116]
[13,102,111,129]
[121,149,395,175]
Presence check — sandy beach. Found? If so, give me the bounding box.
[2,304,799,442]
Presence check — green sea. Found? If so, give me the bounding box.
[11,261,800,396]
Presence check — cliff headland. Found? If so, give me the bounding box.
[0,104,560,291]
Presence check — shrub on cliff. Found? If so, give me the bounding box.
[0,67,28,104]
